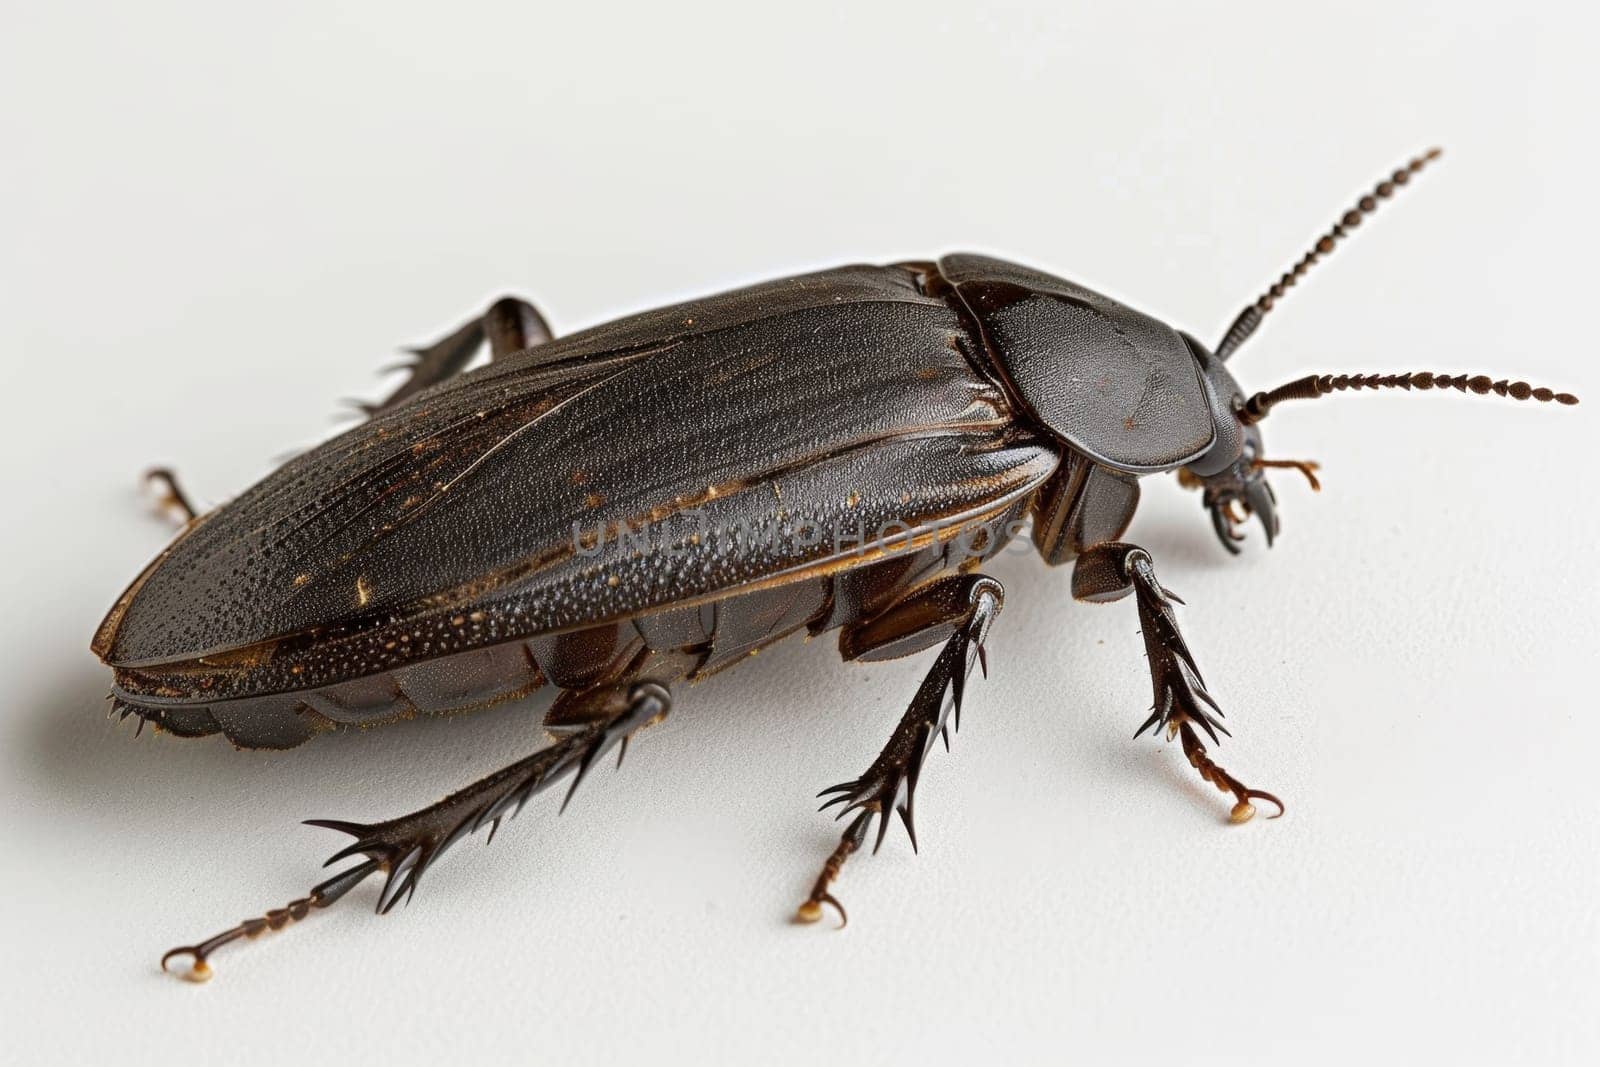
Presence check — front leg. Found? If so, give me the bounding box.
[1073,542,1283,823]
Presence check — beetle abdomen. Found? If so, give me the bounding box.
[111,513,1028,749]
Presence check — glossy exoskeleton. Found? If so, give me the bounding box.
[92,149,1578,980]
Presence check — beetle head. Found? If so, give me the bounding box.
[1180,147,1576,554]
[1177,338,1286,552]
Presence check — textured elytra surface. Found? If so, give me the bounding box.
[100,262,1060,688]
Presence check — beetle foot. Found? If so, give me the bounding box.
[1174,718,1284,823]
[159,858,381,982]
[143,467,198,524]
[795,810,870,928]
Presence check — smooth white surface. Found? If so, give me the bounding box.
[3,3,1597,1064]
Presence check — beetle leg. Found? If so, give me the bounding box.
[160,859,381,983]
[143,467,198,524]
[307,680,669,908]
[1072,541,1284,823]
[159,679,668,980]
[481,295,553,360]
[798,575,1003,928]
[361,295,553,417]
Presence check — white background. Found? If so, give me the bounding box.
[3,2,1596,1064]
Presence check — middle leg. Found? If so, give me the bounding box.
[797,573,1004,927]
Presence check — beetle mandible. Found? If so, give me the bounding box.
[92,149,1579,981]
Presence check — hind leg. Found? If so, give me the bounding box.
[160,677,668,982]
[363,294,554,416]
[134,296,555,523]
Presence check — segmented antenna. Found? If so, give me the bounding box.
[1239,371,1579,424]
[1215,148,1445,361]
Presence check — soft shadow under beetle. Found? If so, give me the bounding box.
[92,149,1578,980]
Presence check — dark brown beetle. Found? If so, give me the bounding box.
[92,149,1577,980]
